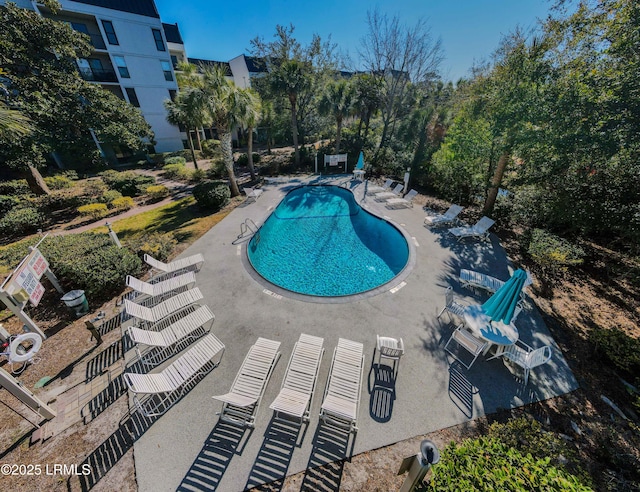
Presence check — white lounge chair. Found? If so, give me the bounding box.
[123,333,225,417]
[375,335,404,375]
[366,179,393,195]
[386,189,418,208]
[319,338,364,434]
[124,288,203,327]
[374,184,404,201]
[444,324,487,370]
[498,341,552,385]
[144,253,204,276]
[126,271,196,301]
[127,304,215,366]
[243,186,264,202]
[448,216,495,242]
[269,334,324,422]
[424,204,464,227]
[213,337,281,428]
[437,286,467,324]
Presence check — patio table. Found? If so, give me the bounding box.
[463,304,519,356]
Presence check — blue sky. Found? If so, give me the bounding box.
[155,1,553,82]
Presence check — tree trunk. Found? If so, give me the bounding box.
[483,152,509,216]
[187,129,199,170]
[195,127,202,151]
[289,94,300,166]
[24,165,50,195]
[220,130,240,197]
[335,117,343,154]
[247,126,256,180]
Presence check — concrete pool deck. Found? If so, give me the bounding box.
[132,175,578,492]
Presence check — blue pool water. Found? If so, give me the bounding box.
[247,185,409,297]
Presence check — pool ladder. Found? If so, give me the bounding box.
[234,218,259,244]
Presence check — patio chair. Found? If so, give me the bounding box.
[444,324,487,370]
[375,335,404,374]
[123,333,225,418]
[436,286,467,324]
[498,341,552,385]
[424,204,464,227]
[144,253,204,276]
[320,338,365,434]
[243,186,264,203]
[448,216,495,242]
[127,304,215,366]
[366,179,393,195]
[386,189,419,209]
[269,334,325,422]
[374,184,404,201]
[124,288,203,328]
[126,271,196,302]
[213,337,281,428]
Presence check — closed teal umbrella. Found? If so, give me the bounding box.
[355,151,365,170]
[482,269,527,324]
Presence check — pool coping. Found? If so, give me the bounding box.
[239,184,417,304]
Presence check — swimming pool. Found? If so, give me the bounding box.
[247,185,409,297]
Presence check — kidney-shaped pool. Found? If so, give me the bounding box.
[247,185,410,297]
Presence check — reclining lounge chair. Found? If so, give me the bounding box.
[448,216,495,242]
[144,253,205,276]
[424,204,464,227]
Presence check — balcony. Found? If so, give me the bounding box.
[78,68,118,83]
[88,33,106,50]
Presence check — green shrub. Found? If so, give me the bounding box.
[78,203,108,220]
[164,149,202,162]
[528,229,585,274]
[100,189,123,205]
[589,327,640,379]
[164,156,186,166]
[0,195,21,216]
[34,190,88,212]
[421,436,591,491]
[44,175,73,190]
[123,232,177,263]
[190,168,206,183]
[162,163,190,180]
[83,179,108,196]
[0,207,43,235]
[236,153,261,166]
[207,159,227,179]
[201,139,222,159]
[110,196,135,211]
[192,180,230,210]
[145,185,170,202]
[39,233,142,300]
[99,170,154,196]
[0,180,31,196]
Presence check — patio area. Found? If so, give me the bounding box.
[130,175,578,491]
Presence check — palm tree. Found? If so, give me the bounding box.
[236,88,262,180]
[270,59,310,165]
[318,79,356,154]
[164,88,208,169]
[0,103,32,139]
[201,66,249,197]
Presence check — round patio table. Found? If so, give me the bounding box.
[463,304,519,355]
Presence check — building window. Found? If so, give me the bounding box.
[168,89,177,101]
[113,56,130,78]
[101,20,119,45]
[125,88,140,107]
[161,61,173,81]
[170,55,178,68]
[152,28,165,51]
[71,22,89,35]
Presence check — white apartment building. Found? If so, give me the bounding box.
[3,0,186,157]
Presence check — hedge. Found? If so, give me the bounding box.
[192,180,230,210]
[0,207,43,235]
[78,203,108,219]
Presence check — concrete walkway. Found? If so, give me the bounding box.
[131,175,578,492]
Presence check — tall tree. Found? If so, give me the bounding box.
[0,2,153,193]
[318,79,356,154]
[360,8,444,156]
[353,73,384,141]
[236,88,262,180]
[164,88,208,168]
[201,66,247,197]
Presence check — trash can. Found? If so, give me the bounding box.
[61,290,89,317]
